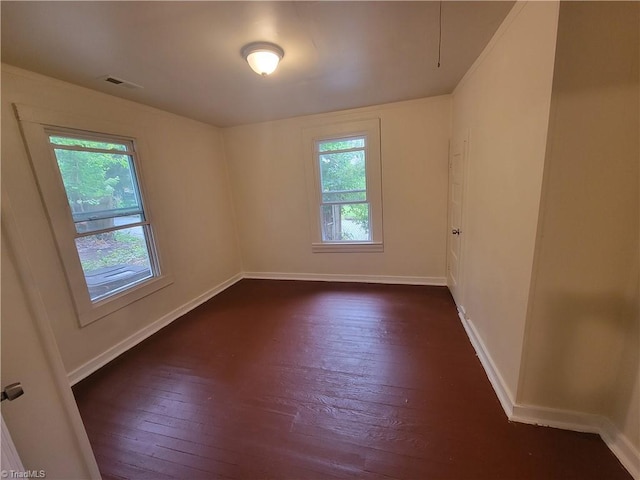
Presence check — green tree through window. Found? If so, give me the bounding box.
[48,132,156,302]
[318,136,370,241]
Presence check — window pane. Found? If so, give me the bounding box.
[321,203,370,241]
[76,226,153,301]
[319,151,366,194]
[318,137,365,152]
[322,190,366,203]
[53,148,142,223]
[49,136,128,151]
[76,214,143,234]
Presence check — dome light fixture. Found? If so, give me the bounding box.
[241,42,284,76]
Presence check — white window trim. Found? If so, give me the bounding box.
[303,118,384,253]
[14,104,173,327]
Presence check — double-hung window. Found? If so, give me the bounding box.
[317,136,369,241]
[16,104,170,326]
[304,118,383,252]
[47,130,157,302]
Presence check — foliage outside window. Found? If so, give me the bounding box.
[304,118,383,253]
[318,136,370,241]
[47,131,158,302]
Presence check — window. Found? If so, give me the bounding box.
[46,130,157,302]
[15,104,171,326]
[304,119,383,252]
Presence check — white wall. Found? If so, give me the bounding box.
[223,96,451,282]
[451,2,639,471]
[450,2,559,400]
[1,65,242,376]
[520,0,639,455]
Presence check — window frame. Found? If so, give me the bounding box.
[15,104,172,327]
[303,118,384,253]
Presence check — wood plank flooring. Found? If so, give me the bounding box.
[73,280,631,479]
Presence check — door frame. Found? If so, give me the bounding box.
[1,412,25,472]
[1,187,101,478]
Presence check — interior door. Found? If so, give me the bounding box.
[1,412,25,472]
[447,134,467,306]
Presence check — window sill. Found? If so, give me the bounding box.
[312,242,384,253]
[78,274,174,327]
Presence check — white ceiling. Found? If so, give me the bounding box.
[1,1,514,127]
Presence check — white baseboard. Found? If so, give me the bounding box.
[68,273,243,385]
[511,404,602,433]
[455,308,639,479]
[601,417,640,480]
[243,271,447,286]
[511,406,639,479]
[456,308,515,417]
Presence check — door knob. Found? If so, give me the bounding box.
[452,229,461,235]
[1,382,24,402]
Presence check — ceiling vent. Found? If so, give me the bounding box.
[99,75,143,89]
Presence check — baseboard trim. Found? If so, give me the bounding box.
[456,309,515,417]
[68,273,243,385]
[456,309,639,479]
[511,405,639,479]
[601,417,640,480]
[511,404,602,434]
[243,271,447,286]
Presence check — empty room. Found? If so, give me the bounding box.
[1,1,638,479]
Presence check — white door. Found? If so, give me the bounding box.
[447,135,467,305]
[1,413,25,472]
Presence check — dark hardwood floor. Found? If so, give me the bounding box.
[73,280,631,479]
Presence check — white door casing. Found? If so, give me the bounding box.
[1,413,25,473]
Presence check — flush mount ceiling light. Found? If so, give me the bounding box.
[241,42,284,76]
